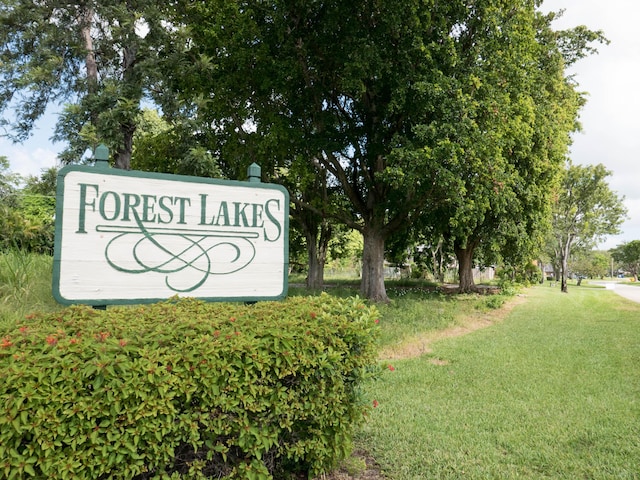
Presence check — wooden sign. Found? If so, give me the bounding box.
[53,165,289,305]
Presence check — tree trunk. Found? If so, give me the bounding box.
[305,220,331,289]
[81,8,98,90]
[454,239,478,294]
[80,5,100,136]
[307,246,324,289]
[360,227,388,302]
[114,44,139,170]
[430,237,445,282]
[559,237,572,293]
[115,121,135,170]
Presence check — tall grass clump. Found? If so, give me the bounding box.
[377,286,512,352]
[0,250,59,327]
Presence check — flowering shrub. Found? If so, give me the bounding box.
[0,294,379,479]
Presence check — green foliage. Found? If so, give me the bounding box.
[0,164,56,254]
[610,240,640,280]
[483,294,506,310]
[481,284,519,309]
[0,205,54,255]
[0,295,379,479]
[569,250,611,279]
[20,168,57,230]
[0,0,187,169]
[0,157,22,204]
[0,251,58,326]
[0,250,38,303]
[495,262,541,286]
[131,109,223,179]
[552,162,627,249]
[173,0,606,300]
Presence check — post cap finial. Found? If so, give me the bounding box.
[247,163,261,183]
[94,144,109,167]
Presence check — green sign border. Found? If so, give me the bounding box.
[53,165,289,306]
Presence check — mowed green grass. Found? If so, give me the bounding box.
[361,286,640,479]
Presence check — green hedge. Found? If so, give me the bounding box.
[0,294,379,479]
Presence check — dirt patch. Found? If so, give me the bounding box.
[314,451,385,480]
[379,294,528,360]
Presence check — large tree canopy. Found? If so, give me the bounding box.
[414,6,602,292]
[173,0,604,300]
[173,0,467,301]
[0,0,180,168]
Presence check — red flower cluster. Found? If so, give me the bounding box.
[1,336,13,349]
[95,331,110,342]
[372,399,379,408]
[45,335,58,346]
[388,364,395,371]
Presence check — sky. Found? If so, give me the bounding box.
[1,0,638,250]
[541,0,640,249]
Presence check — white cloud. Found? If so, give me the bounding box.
[598,197,640,250]
[544,0,640,246]
[1,102,62,179]
[1,138,60,179]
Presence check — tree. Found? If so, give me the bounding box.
[0,156,21,207]
[569,250,611,281]
[549,162,627,292]
[286,159,336,289]
[173,0,444,300]
[174,0,608,300]
[22,167,57,225]
[430,6,609,292]
[611,241,640,282]
[172,1,536,300]
[0,0,180,169]
[376,6,601,293]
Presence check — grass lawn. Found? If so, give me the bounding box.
[360,286,640,479]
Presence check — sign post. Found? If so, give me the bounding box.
[53,151,289,306]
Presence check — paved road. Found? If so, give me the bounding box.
[591,281,640,303]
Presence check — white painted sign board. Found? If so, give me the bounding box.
[53,165,289,305]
